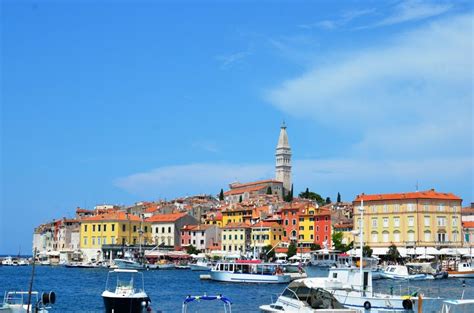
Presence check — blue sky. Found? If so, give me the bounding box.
[1,0,473,254]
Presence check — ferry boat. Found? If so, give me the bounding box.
[101,269,152,313]
[0,291,55,313]
[210,260,291,284]
[447,262,474,278]
[259,280,357,313]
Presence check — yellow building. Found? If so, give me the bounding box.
[80,211,151,260]
[251,221,283,251]
[221,222,251,254]
[222,206,253,225]
[353,189,462,248]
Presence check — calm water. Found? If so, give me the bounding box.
[0,266,473,312]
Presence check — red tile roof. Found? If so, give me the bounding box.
[181,224,212,231]
[229,179,282,189]
[82,211,141,222]
[354,190,461,202]
[223,222,251,229]
[251,221,281,228]
[145,212,188,223]
[462,221,474,228]
[224,185,267,196]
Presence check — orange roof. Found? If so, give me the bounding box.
[462,221,474,228]
[354,190,461,202]
[251,221,281,228]
[181,224,212,231]
[224,185,267,196]
[230,179,282,189]
[223,222,251,229]
[145,212,188,223]
[144,206,158,213]
[81,211,141,222]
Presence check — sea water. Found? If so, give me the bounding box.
[0,266,473,312]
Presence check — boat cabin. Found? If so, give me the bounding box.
[310,249,341,267]
[279,281,347,310]
[213,260,284,275]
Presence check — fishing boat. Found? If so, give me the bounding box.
[447,262,474,278]
[182,295,232,313]
[0,291,55,313]
[380,265,434,280]
[259,280,357,313]
[101,269,152,313]
[210,260,291,284]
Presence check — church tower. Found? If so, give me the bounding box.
[275,122,292,195]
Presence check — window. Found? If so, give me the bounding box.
[162,227,165,233]
[408,203,415,212]
[437,217,446,227]
[111,237,115,244]
[122,224,126,232]
[408,217,414,227]
[92,225,96,232]
[84,225,88,232]
[316,226,319,232]
[383,205,388,213]
[452,217,458,227]
[309,226,313,230]
[200,239,204,245]
[97,237,101,245]
[292,219,296,225]
[299,217,304,222]
[383,232,389,242]
[438,204,444,212]
[92,237,96,245]
[299,226,304,230]
[234,234,238,240]
[310,234,314,240]
[98,225,101,232]
[104,225,107,232]
[309,217,314,222]
[408,231,415,242]
[112,224,115,232]
[394,204,400,212]
[223,235,226,240]
[240,234,243,240]
[133,225,137,232]
[168,227,171,233]
[424,231,431,242]
[453,232,458,242]
[394,217,400,227]
[424,216,430,226]
[299,235,304,240]
[372,219,378,227]
[424,204,429,211]
[437,232,446,242]
[83,237,88,245]
[393,232,400,242]
[371,232,378,243]
[383,218,389,228]
[371,206,376,213]
[285,220,288,225]
[325,226,328,232]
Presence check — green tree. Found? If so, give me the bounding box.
[219,189,224,201]
[287,242,297,259]
[285,184,294,202]
[212,255,221,261]
[262,244,275,261]
[363,245,373,258]
[332,232,344,250]
[325,197,332,204]
[266,186,272,195]
[310,243,321,251]
[337,192,341,203]
[387,243,401,262]
[185,245,199,255]
[239,195,242,203]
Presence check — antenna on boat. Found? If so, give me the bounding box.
[26,247,37,313]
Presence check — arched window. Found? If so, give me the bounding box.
[393,231,400,242]
[371,232,378,243]
[382,231,389,243]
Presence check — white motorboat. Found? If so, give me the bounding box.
[113,258,145,270]
[438,299,474,313]
[210,260,291,284]
[381,265,434,280]
[309,249,341,268]
[0,291,55,313]
[260,280,358,313]
[102,269,152,313]
[447,262,474,278]
[190,259,212,271]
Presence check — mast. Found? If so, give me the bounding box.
[359,198,364,296]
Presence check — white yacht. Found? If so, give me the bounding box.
[260,280,357,313]
[381,265,433,280]
[0,291,55,313]
[113,258,145,270]
[210,260,291,284]
[102,269,152,313]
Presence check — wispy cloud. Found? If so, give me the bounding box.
[298,8,375,30]
[266,14,472,170]
[364,0,452,28]
[216,51,251,69]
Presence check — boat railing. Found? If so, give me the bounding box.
[182,294,232,313]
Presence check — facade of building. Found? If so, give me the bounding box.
[353,189,463,248]
[462,221,474,248]
[250,221,284,254]
[180,224,221,252]
[146,213,198,249]
[80,211,152,261]
[221,222,251,254]
[224,180,284,204]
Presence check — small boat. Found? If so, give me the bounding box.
[182,294,232,313]
[447,262,474,278]
[259,280,357,313]
[438,299,474,313]
[113,258,146,270]
[380,265,433,280]
[64,261,103,269]
[190,259,212,271]
[0,291,55,313]
[210,260,291,284]
[309,249,340,268]
[175,264,190,270]
[156,262,175,270]
[102,269,152,313]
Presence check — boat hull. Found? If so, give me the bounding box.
[380,272,432,280]
[210,271,291,283]
[332,290,417,312]
[447,271,474,278]
[190,264,211,271]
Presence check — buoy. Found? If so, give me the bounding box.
[363,301,371,310]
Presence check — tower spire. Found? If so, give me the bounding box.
[275,123,292,196]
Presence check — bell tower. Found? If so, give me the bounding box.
[275,122,292,195]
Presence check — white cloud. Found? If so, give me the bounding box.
[298,8,375,30]
[114,163,273,198]
[266,14,473,159]
[373,0,452,27]
[216,51,251,69]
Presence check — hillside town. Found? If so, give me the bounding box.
[31,124,474,266]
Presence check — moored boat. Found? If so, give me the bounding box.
[101,269,152,313]
[0,291,55,313]
[113,258,146,270]
[381,265,434,280]
[447,262,474,278]
[210,260,291,284]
